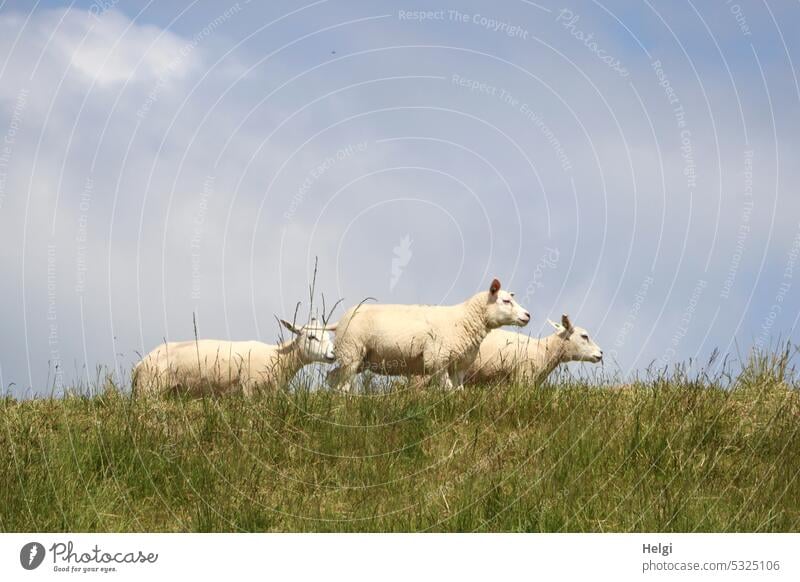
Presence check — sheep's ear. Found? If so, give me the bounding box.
[489,278,501,295]
[561,314,574,331]
[324,322,338,332]
[280,319,301,335]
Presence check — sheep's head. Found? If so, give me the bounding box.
[548,314,603,363]
[280,318,337,364]
[485,278,531,328]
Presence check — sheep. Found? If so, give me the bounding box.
[465,314,602,385]
[326,278,531,392]
[133,318,336,397]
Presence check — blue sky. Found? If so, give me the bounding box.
[0,0,798,395]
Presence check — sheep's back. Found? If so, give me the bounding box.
[136,340,277,395]
[469,329,534,381]
[338,304,460,343]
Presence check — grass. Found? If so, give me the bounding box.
[1,348,798,532]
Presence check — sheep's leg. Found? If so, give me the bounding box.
[451,369,466,391]
[326,367,345,391]
[423,345,452,390]
[424,357,452,389]
[409,375,429,390]
[338,364,358,393]
[431,369,454,390]
[327,363,359,393]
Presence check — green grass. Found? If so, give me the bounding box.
[1,349,799,532]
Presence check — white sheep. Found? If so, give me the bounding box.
[133,318,336,397]
[326,278,531,392]
[465,314,603,385]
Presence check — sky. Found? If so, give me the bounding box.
[0,0,798,395]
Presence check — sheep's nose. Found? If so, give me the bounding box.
[524,311,531,320]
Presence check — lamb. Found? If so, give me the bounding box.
[326,278,531,392]
[465,314,602,385]
[133,318,336,397]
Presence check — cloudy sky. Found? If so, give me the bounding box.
[0,0,798,395]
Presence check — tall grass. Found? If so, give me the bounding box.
[1,348,798,532]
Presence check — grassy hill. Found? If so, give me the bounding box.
[1,349,798,532]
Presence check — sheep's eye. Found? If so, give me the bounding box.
[308,335,319,342]
[581,334,589,340]
[502,299,512,304]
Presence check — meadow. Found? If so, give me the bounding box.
[1,348,798,532]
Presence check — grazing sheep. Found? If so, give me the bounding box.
[327,278,531,392]
[133,318,336,397]
[466,314,602,385]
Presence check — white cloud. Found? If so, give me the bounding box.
[0,8,193,98]
[61,10,189,85]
